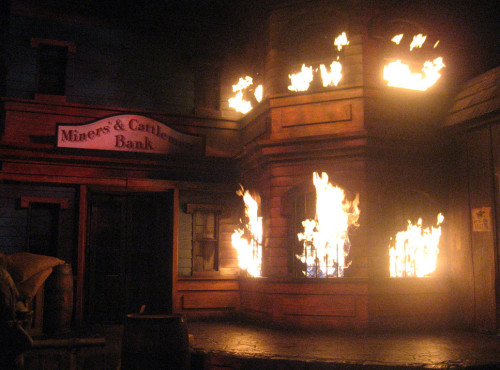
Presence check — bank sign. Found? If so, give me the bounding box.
[56,114,205,156]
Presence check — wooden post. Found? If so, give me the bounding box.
[75,185,88,328]
[172,188,180,314]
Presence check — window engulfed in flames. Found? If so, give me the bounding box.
[288,32,349,92]
[297,172,360,277]
[383,33,445,91]
[228,76,263,114]
[389,213,444,277]
[231,187,262,277]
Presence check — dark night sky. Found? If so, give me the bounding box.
[107,0,499,77]
[11,0,499,78]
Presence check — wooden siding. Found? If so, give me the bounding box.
[0,183,77,264]
[239,277,450,331]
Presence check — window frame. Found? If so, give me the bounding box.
[186,203,222,276]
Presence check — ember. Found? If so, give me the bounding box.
[297,172,360,277]
[231,187,262,277]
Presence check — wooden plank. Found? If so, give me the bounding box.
[281,294,356,317]
[177,279,239,291]
[75,185,87,328]
[370,293,449,317]
[240,291,272,314]
[280,101,352,128]
[20,196,69,209]
[182,291,239,309]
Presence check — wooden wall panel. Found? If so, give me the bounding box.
[466,126,497,332]
[182,291,239,309]
[281,294,356,317]
[0,183,76,263]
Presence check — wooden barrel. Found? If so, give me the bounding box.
[121,314,190,370]
[43,263,74,335]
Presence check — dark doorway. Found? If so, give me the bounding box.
[85,191,173,324]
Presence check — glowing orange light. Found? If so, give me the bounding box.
[383,57,445,91]
[228,76,263,114]
[389,213,444,277]
[288,64,314,92]
[297,172,360,277]
[231,187,262,277]
[391,34,404,45]
[410,34,427,51]
[319,61,342,87]
[334,32,349,51]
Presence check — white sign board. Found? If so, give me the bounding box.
[57,114,204,155]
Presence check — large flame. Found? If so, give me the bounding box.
[231,187,262,277]
[228,76,263,114]
[384,33,445,90]
[389,213,444,278]
[297,172,360,277]
[383,57,445,91]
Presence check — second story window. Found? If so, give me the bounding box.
[37,43,68,95]
[31,38,75,97]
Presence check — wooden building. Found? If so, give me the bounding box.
[0,0,498,334]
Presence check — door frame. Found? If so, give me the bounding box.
[75,184,179,327]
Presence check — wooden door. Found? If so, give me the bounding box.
[86,192,173,324]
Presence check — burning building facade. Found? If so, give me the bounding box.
[0,0,498,334]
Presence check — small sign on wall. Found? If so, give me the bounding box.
[471,207,491,232]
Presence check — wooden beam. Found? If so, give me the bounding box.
[75,185,88,328]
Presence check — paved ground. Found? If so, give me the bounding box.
[22,320,500,369]
[188,321,500,369]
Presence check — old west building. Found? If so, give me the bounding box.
[0,0,498,335]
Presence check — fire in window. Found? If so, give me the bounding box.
[231,188,262,277]
[292,172,360,278]
[388,213,444,277]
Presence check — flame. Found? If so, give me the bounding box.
[410,34,427,51]
[288,64,314,92]
[254,84,263,103]
[383,57,445,91]
[233,76,253,91]
[433,40,440,48]
[391,34,404,45]
[228,76,263,114]
[297,172,360,277]
[389,213,444,278]
[334,32,349,51]
[320,61,342,87]
[228,91,252,114]
[231,187,262,277]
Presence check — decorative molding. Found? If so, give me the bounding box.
[20,196,69,209]
[30,38,76,53]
